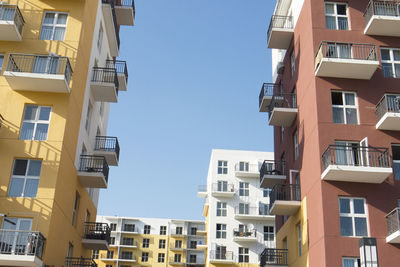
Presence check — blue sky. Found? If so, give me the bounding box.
[98,0,275,220]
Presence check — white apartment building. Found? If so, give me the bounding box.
[198,149,276,266]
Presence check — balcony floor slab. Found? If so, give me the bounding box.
[321,165,392,183]
[315,58,379,80]
[376,113,400,130]
[364,16,400,37]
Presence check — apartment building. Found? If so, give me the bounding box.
[95,216,206,267]
[198,149,276,267]
[0,0,134,266]
[258,0,400,266]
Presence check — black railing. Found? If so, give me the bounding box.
[211,183,235,193]
[386,208,400,237]
[268,93,297,119]
[0,4,24,35]
[315,41,377,62]
[6,54,72,84]
[79,155,109,182]
[65,257,97,267]
[106,60,128,82]
[376,94,400,121]
[95,136,120,161]
[270,184,301,208]
[210,250,234,261]
[92,67,119,93]
[0,230,45,259]
[364,0,400,25]
[267,15,293,39]
[233,229,257,238]
[83,222,110,243]
[259,83,282,108]
[260,160,286,182]
[321,145,391,171]
[260,249,288,266]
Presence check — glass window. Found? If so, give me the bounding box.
[9,159,42,197]
[190,240,197,249]
[239,203,249,214]
[342,257,360,267]
[92,250,99,259]
[239,161,249,172]
[297,223,302,256]
[0,54,4,73]
[110,237,115,245]
[174,240,182,248]
[121,251,132,259]
[159,239,166,249]
[189,254,197,263]
[160,225,167,235]
[143,225,151,234]
[110,223,117,231]
[291,51,295,76]
[175,226,183,234]
[264,226,274,241]
[142,238,149,248]
[263,188,271,197]
[217,180,228,192]
[72,192,79,226]
[85,102,92,132]
[20,105,51,140]
[122,237,133,245]
[294,130,299,159]
[325,3,349,30]
[141,252,149,262]
[216,202,227,216]
[392,145,400,180]
[239,182,249,196]
[40,12,68,40]
[97,23,103,52]
[331,91,358,124]
[158,253,165,263]
[381,48,400,78]
[216,223,226,239]
[174,254,182,263]
[218,160,228,174]
[124,223,136,232]
[339,197,368,237]
[238,247,249,263]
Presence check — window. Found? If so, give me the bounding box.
[239,203,249,214]
[158,253,165,263]
[263,188,271,198]
[190,240,197,249]
[0,54,4,73]
[381,48,400,78]
[121,251,132,260]
[160,225,167,235]
[339,197,368,237]
[110,223,117,231]
[174,254,182,263]
[239,182,249,196]
[110,237,115,245]
[72,192,80,226]
[264,226,274,241]
[99,102,105,117]
[216,224,226,239]
[238,247,249,263]
[294,130,299,160]
[216,202,227,216]
[144,225,151,234]
[392,145,400,180]
[239,161,249,171]
[122,237,133,245]
[40,12,68,40]
[174,240,182,248]
[331,91,358,124]
[342,257,360,267]
[175,226,183,235]
[217,160,228,174]
[8,159,42,198]
[67,242,73,259]
[291,51,295,76]
[92,250,99,259]
[20,105,51,140]
[141,252,149,262]
[97,23,103,52]
[297,223,302,256]
[281,126,284,142]
[106,250,114,259]
[189,254,197,263]
[85,102,92,132]
[106,265,112,267]
[217,180,229,192]
[142,238,150,248]
[260,203,270,215]
[124,223,135,232]
[190,227,197,235]
[325,3,348,30]
[159,239,166,249]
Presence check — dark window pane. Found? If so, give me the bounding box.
[381,50,391,61]
[331,92,343,105]
[337,4,347,15]
[13,159,28,175]
[340,217,353,236]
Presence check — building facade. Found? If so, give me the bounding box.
[259,0,400,266]
[95,216,206,267]
[198,149,276,267]
[0,0,134,266]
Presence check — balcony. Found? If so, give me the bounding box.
[91,67,119,102]
[234,163,259,178]
[197,185,207,198]
[119,254,136,262]
[4,54,72,93]
[232,229,257,242]
[170,228,186,237]
[386,208,400,243]
[321,145,392,183]
[170,245,185,251]
[375,94,400,130]
[260,160,286,188]
[209,250,235,264]
[93,136,120,166]
[259,83,281,112]
[77,155,109,188]
[121,226,140,234]
[101,0,120,57]
[100,253,117,262]
[267,15,294,49]
[268,93,298,127]
[314,41,379,79]
[211,183,235,198]
[82,222,110,250]
[269,184,301,215]
[65,258,97,267]
[260,249,288,267]
[120,240,137,248]
[0,4,24,41]
[0,230,45,267]
[106,60,128,91]
[364,0,400,36]
[169,258,185,265]
[196,240,207,249]
[114,0,135,26]
[234,206,274,220]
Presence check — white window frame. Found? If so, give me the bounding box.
[175,240,182,248]
[331,91,359,124]
[294,130,299,160]
[217,160,228,174]
[159,239,166,249]
[20,105,52,141]
[325,2,349,30]
[263,226,274,241]
[342,257,360,267]
[381,48,400,78]
[216,202,227,216]
[9,159,42,198]
[216,223,226,239]
[72,191,80,226]
[238,247,249,263]
[0,54,4,73]
[239,182,249,197]
[339,197,369,237]
[297,223,302,256]
[239,161,249,172]
[40,11,69,41]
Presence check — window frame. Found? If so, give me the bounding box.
[339,197,369,237]
[291,50,295,76]
[159,239,166,249]
[263,226,274,241]
[143,225,151,234]
[324,2,349,30]
[216,201,227,217]
[158,253,165,263]
[142,238,150,248]
[342,257,360,267]
[238,247,249,263]
[141,252,149,262]
[239,182,249,197]
[8,158,42,198]
[160,225,167,235]
[216,223,227,239]
[381,47,400,78]
[297,222,302,256]
[40,11,69,41]
[20,105,52,141]
[217,160,228,174]
[331,91,359,125]
[294,130,299,160]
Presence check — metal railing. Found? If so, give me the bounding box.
[268,93,297,118]
[233,228,257,238]
[83,222,110,242]
[235,206,270,216]
[376,94,400,121]
[267,15,293,39]
[95,136,120,161]
[386,208,400,237]
[364,0,400,25]
[234,163,259,173]
[260,248,288,266]
[6,54,72,84]
[106,60,128,82]
[0,230,45,259]
[79,155,109,182]
[259,83,282,108]
[197,185,207,194]
[92,67,119,92]
[211,183,235,193]
[0,4,24,35]
[260,160,286,182]
[210,250,234,261]
[65,257,97,267]
[270,184,301,207]
[101,0,121,49]
[104,0,135,8]
[321,145,391,171]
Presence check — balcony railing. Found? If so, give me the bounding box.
[315,41,377,62]
[120,254,136,260]
[95,136,120,160]
[211,183,235,193]
[260,248,288,266]
[121,240,138,246]
[233,229,257,238]
[270,184,301,206]
[234,206,270,216]
[209,250,234,261]
[92,67,119,88]
[103,0,135,8]
[234,163,259,173]
[83,222,111,242]
[259,83,281,108]
[321,145,391,171]
[0,4,24,35]
[376,94,400,121]
[171,228,185,235]
[6,54,72,83]
[268,93,297,121]
[79,155,109,181]
[122,226,139,233]
[106,60,128,81]
[364,0,400,24]
[386,208,400,237]
[267,15,293,37]
[260,160,286,180]
[65,257,97,267]
[0,230,45,259]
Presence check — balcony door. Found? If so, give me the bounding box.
[335,139,368,167]
[216,245,226,259]
[33,55,59,74]
[217,181,227,192]
[1,217,32,255]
